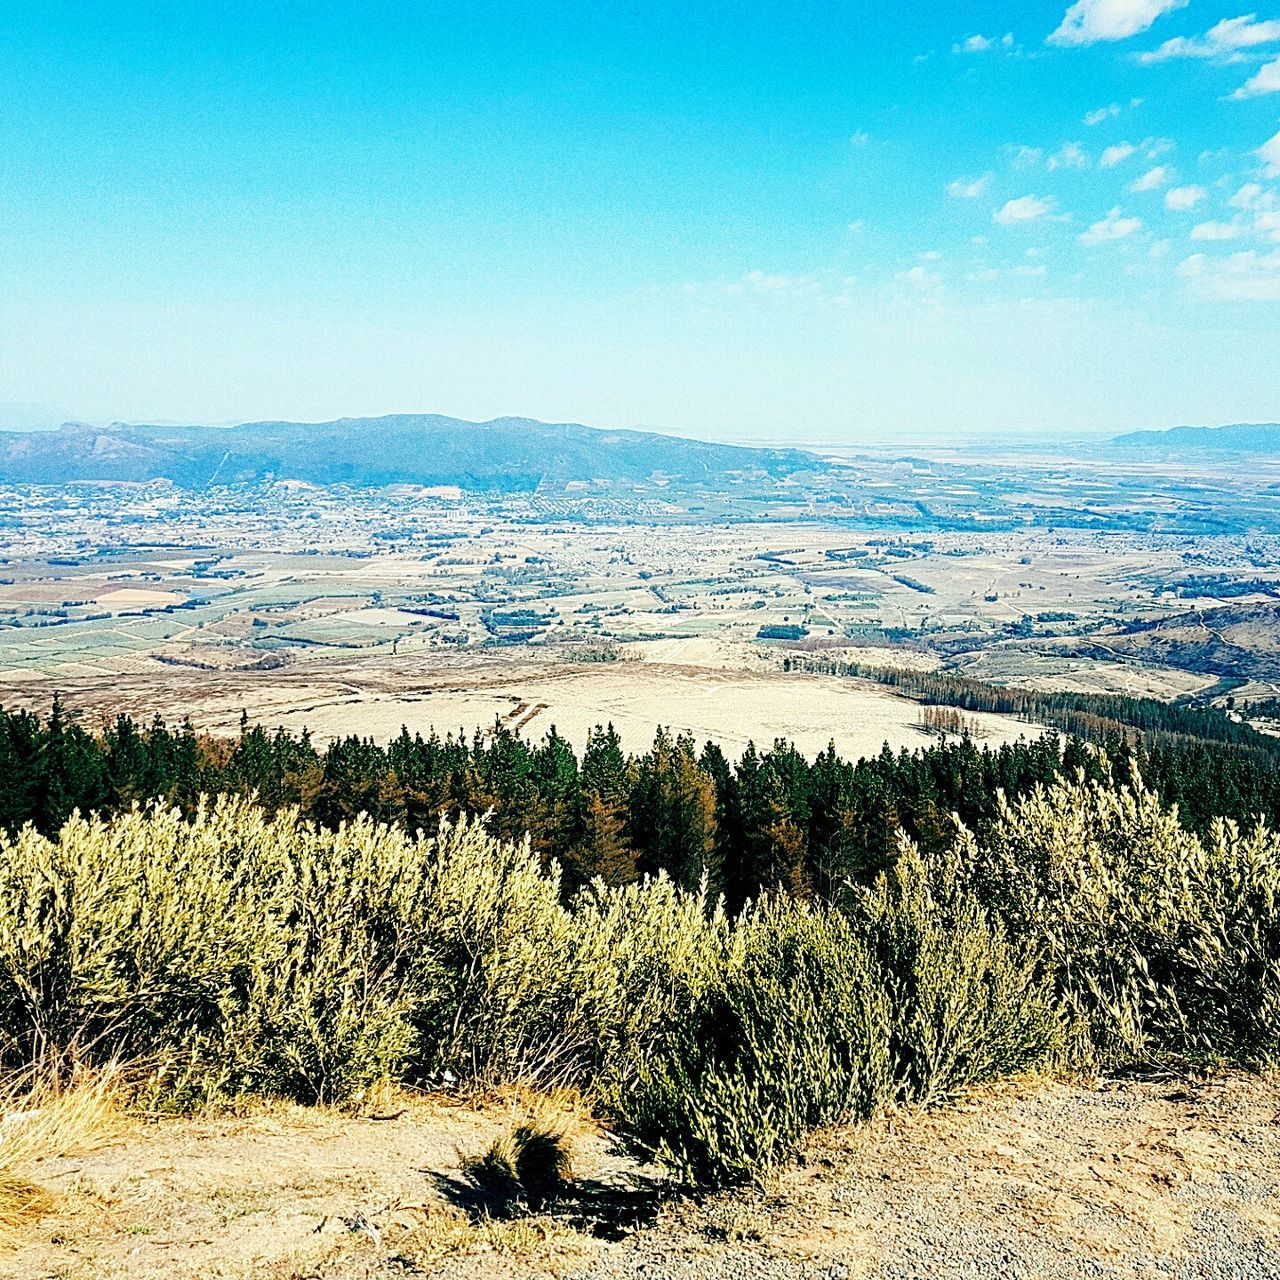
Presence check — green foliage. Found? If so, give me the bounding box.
[612,839,1061,1188]
[849,838,1061,1108]
[0,799,437,1103]
[965,771,1280,1068]
[410,824,726,1090]
[0,801,727,1106]
[1,761,1278,1191]
[616,901,891,1187]
[0,703,1115,906]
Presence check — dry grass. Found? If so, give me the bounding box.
[0,1066,127,1246]
[462,1118,577,1207]
[456,1083,589,1213]
[242,1200,582,1278]
[393,1200,580,1263]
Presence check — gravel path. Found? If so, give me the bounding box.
[554,1072,1280,1280]
[8,1071,1277,1279]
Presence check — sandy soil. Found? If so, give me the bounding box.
[6,1072,1276,1280]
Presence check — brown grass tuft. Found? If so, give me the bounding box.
[0,1066,128,1247]
[462,1119,576,1206]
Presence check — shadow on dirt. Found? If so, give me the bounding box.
[429,1169,669,1240]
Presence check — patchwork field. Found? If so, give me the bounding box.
[5,456,1280,753]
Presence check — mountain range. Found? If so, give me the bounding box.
[1109,423,1280,455]
[0,415,825,490]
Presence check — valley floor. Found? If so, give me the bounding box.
[2,648,1037,761]
[7,1071,1278,1280]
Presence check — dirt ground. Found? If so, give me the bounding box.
[7,1071,1277,1280]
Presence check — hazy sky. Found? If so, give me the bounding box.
[2,1,1280,443]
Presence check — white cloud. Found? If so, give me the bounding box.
[740,271,819,292]
[1049,141,1089,170]
[1049,0,1187,47]
[1100,142,1137,167]
[1233,55,1280,98]
[1263,129,1280,177]
[849,130,871,146]
[994,194,1057,224]
[1008,145,1044,168]
[685,270,844,302]
[964,263,1047,283]
[899,265,941,286]
[1084,103,1122,125]
[954,32,1017,53]
[1080,207,1143,243]
[1140,14,1280,62]
[1180,247,1280,300]
[896,264,945,305]
[1130,165,1171,191]
[1191,218,1247,240]
[1230,182,1275,209]
[1255,210,1280,238]
[1166,184,1209,210]
[946,174,992,198]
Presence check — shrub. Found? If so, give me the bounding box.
[555,873,728,1091]
[414,838,727,1090]
[614,842,1061,1189]
[4,777,1277,1194]
[0,800,447,1103]
[0,802,728,1105]
[410,817,574,1086]
[614,899,891,1187]
[966,772,1280,1068]
[849,837,1062,1107]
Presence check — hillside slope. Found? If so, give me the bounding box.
[1111,422,1280,454]
[1077,601,1280,681]
[0,415,825,489]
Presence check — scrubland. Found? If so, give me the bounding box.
[2,769,1277,1224]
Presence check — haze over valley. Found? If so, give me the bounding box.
[5,414,1280,757]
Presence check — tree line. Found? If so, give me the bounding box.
[4,696,1279,909]
[793,656,1280,752]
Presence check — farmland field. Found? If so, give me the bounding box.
[5,446,1280,750]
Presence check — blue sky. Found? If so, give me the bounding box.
[2,1,1279,443]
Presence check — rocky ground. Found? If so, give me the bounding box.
[6,1071,1278,1280]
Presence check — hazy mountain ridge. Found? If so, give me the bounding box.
[0,414,826,489]
[1110,422,1280,454]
